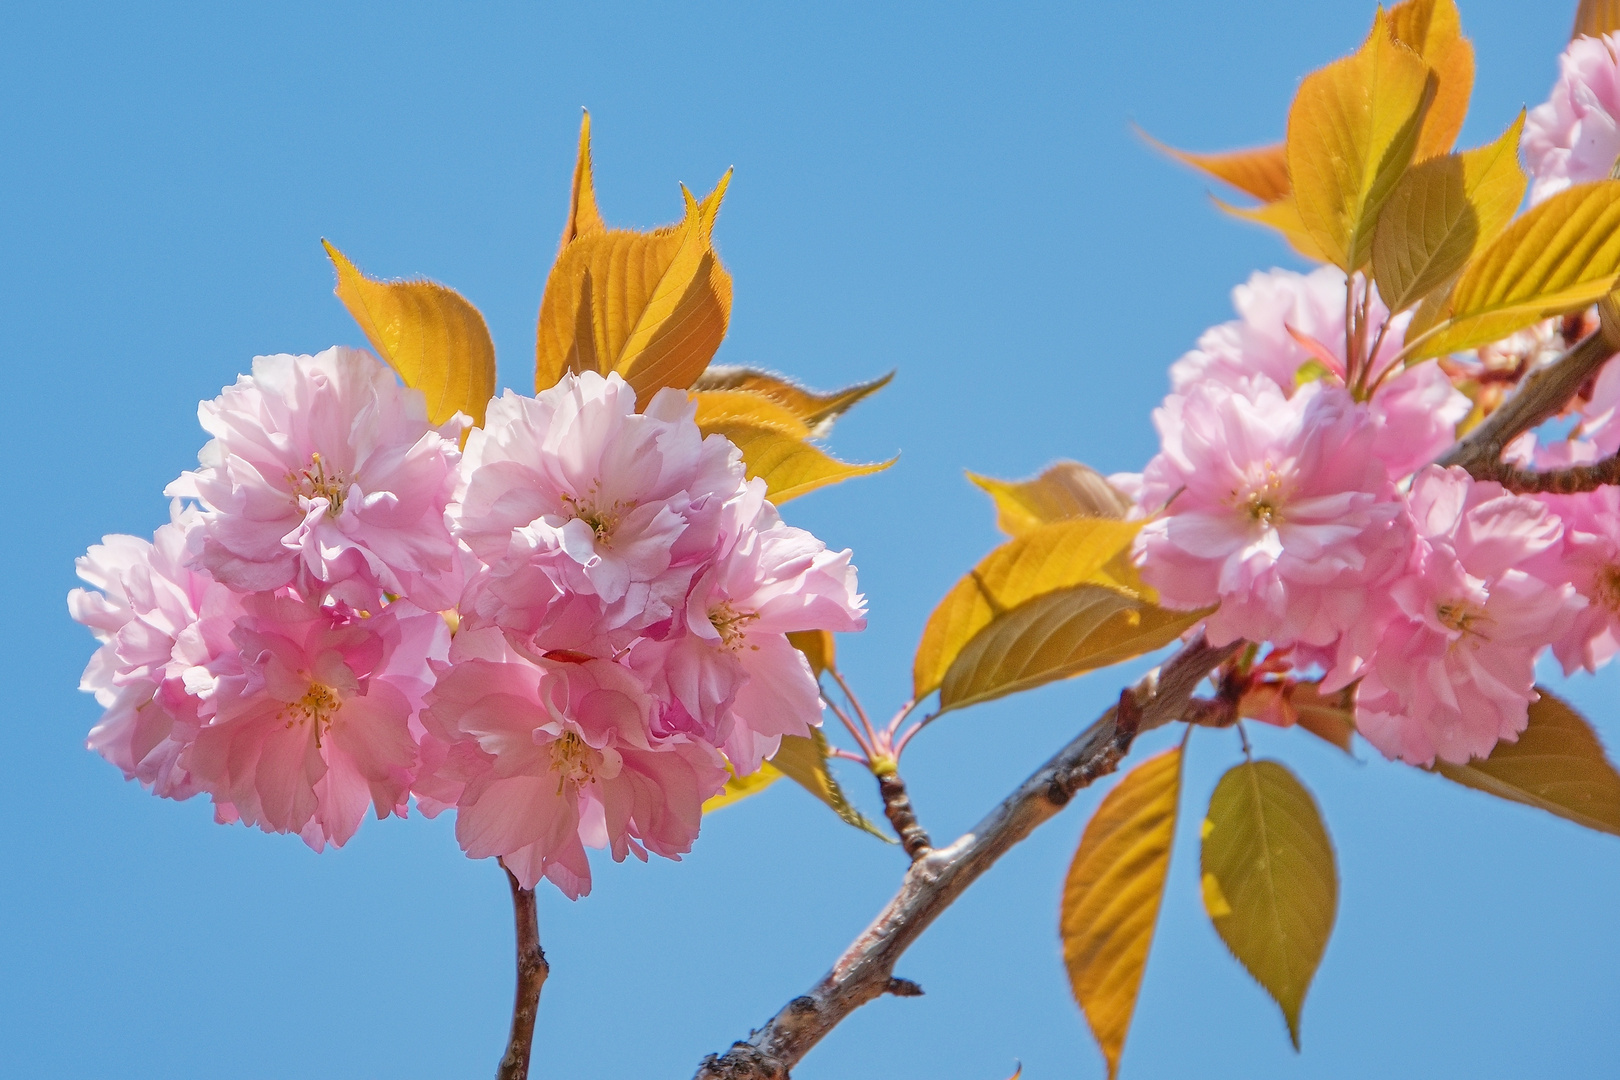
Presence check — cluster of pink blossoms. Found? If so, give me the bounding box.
[71,351,863,896]
[1126,256,1618,766]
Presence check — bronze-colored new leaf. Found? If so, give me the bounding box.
[1407,179,1620,359]
[1201,760,1338,1050]
[1287,9,1436,271]
[1061,748,1183,1080]
[912,519,1206,712]
[1289,683,1358,755]
[1370,113,1527,313]
[692,366,893,437]
[1388,0,1475,161]
[968,461,1131,537]
[702,421,893,503]
[1575,0,1620,39]
[536,117,734,405]
[324,241,497,429]
[1146,135,1291,204]
[1434,688,1620,836]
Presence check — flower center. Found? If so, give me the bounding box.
[282,682,341,747]
[1437,601,1492,645]
[1235,466,1288,527]
[709,601,760,649]
[561,486,631,545]
[288,452,347,517]
[549,730,596,793]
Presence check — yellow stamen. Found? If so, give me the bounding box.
[549,731,596,794]
[281,682,340,748]
[288,452,347,516]
[709,601,760,650]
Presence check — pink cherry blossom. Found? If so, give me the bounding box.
[188,594,449,849]
[1532,487,1620,674]
[632,481,867,773]
[68,504,244,800]
[1135,377,1408,653]
[1523,32,1620,204]
[416,645,727,897]
[1354,467,1582,766]
[167,347,464,609]
[452,372,743,654]
[1166,267,1466,481]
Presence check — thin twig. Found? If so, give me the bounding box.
[496,864,550,1080]
[1438,328,1618,477]
[692,634,1240,1080]
[874,767,933,861]
[1472,448,1620,494]
[828,668,879,747]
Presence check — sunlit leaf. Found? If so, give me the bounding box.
[912,519,1207,711]
[1433,688,1620,837]
[968,461,1132,537]
[536,120,733,404]
[773,729,890,839]
[559,111,606,252]
[693,366,894,437]
[1287,9,1435,271]
[692,389,813,439]
[1061,748,1183,1080]
[1575,0,1620,39]
[1201,760,1338,1050]
[1388,0,1475,161]
[788,629,836,678]
[1408,180,1620,359]
[1143,133,1291,204]
[323,241,497,429]
[702,759,783,813]
[1215,194,1329,262]
[1371,114,1527,312]
[703,422,894,502]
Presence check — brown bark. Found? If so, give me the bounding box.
[495,865,550,1080]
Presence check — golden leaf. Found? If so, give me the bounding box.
[912,519,1207,711]
[535,120,733,405]
[1370,113,1527,313]
[1286,9,1436,271]
[702,760,783,813]
[1061,748,1183,1080]
[1144,134,1291,204]
[692,389,813,439]
[1407,180,1620,359]
[691,366,893,437]
[702,422,894,502]
[1214,194,1329,263]
[1388,0,1475,161]
[1575,0,1620,39]
[968,461,1132,537]
[1434,688,1620,836]
[788,629,836,678]
[559,111,606,253]
[323,241,497,429]
[1201,761,1338,1050]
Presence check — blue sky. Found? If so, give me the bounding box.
[3,2,1615,1077]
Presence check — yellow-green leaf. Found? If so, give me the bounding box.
[1388,0,1475,161]
[1434,688,1620,836]
[1370,113,1527,313]
[535,120,733,404]
[1286,9,1435,271]
[1215,194,1329,263]
[1407,180,1620,359]
[702,731,888,839]
[704,422,894,503]
[1061,748,1183,1080]
[692,366,894,437]
[1575,0,1620,39]
[912,519,1205,711]
[968,461,1132,537]
[1145,135,1291,204]
[323,241,497,429]
[702,759,783,813]
[788,629,835,678]
[1201,760,1337,1049]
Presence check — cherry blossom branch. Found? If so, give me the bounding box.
[874,766,933,860]
[692,634,1240,1080]
[1474,447,1620,494]
[1438,327,1618,477]
[496,864,550,1080]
